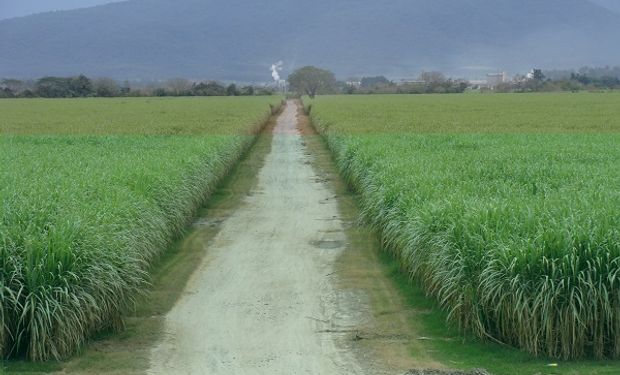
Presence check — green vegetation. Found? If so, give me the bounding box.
[288,66,337,98]
[382,252,620,375]
[0,76,274,99]
[307,93,620,360]
[0,97,277,135]
[0,96,280,361]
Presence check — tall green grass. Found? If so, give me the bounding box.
[307,93,620,359]
[0,97,280,360]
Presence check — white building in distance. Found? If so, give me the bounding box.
[486,72,508,87]
[470,72,508,89]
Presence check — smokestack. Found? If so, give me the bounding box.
[270,60,286,93]
[271,61,283,82]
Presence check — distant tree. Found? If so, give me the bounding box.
[597,75,620,88]
[494,82,514,93]
[19,89,35,98]
[93,77,120,97]
[167,78,192,96]
[120,80,131,95]
[254,87,275,96]
[0,88,14,98]
[418,71,446,85]
[1,75,282,98]
[360,76,391,88]
[532,69,545,82]
[1,79,26,96]
[454,81,469,93]
[343,84,356,95]
[226,83,239,96]
[288,66,337,98]
[519,69,546,92]
[559,79,584,92]
[36,77,70,97]
[192,81,227,96]
[36,75,93,97]
[153,87,168,96]
[69,75,94,97]
[241,86,255,96]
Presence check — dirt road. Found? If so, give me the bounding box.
[148,101,383,374]
[2,102,472,375]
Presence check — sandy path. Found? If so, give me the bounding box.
[148,101,370,375]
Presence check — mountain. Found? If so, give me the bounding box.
[0,1,121,21]
[1,0,619,81]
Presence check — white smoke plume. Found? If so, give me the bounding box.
[271,61,283,82]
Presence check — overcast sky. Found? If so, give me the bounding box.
[590,0,620,13]
[0,0,122,20]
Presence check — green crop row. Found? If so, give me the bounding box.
[0,97,280,360]
[307,93,620,359]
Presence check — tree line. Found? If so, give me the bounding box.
[287,66,620,97]
[0,76,275,98]
[493,69,620,93]
[343,72,468,95]
[286,67,468,98]
[3,65,619,99]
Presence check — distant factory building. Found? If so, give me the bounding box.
[486,72,508,87]
[345,78,362,88]
[470,71,508,89]
[396,78,426,86]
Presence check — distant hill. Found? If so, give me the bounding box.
[0,0,121,21]
[1,0,619,81]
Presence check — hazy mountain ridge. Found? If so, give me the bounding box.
[1,0,619,80]
[0,0,122,21]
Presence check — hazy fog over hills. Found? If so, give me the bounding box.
[1,0,619,81]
